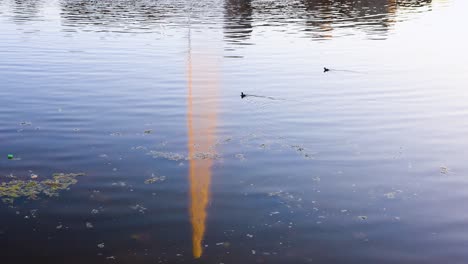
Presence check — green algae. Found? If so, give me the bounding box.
[0,172,85,204]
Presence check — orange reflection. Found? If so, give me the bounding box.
[186,33,219,258]
[387,0,397,25]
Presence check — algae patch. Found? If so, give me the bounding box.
[0,172,85,204]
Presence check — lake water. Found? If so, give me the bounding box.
[1,0,468,263]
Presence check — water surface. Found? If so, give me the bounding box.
[1,0,468,263]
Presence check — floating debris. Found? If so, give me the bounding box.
[0,173,85,204]
[20,121,32,126]
[235,154,246,161]
[30,174,38,180]
[144,129,153,134]
[268,190,303,208]
[191,152,220,160]
[147,149,220,161]
[291,145,314,159]
[2,174,17,179]
[2,198,14,204]
[111,181,126,187]
[30,209,38,218]
[440,166,449,174]
[291,145,304,152]
[358,215,368,220]
[144,175,166,184]
[91,209,100,214]
[384,190,402,199]
[131,146,147,150]
[86,222,94,229]
[7,154,13,160]
[97,243,105,249]
[130,204,147,214]
[147,151,185,161]
[110,132,122,136]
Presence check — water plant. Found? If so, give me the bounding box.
[0,172,85,204]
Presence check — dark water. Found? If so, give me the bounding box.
[1,0,468,263]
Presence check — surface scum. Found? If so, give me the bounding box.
[0,173,85,204]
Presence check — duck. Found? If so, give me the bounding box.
[323,67,330,72]
[241,92,246,98]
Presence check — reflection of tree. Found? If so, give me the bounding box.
[11,0,42,24]
[60,0,177,32]
[223,0,253,44]
[397,0,432,8]
[222,0,433,41]
[57,0,433,40]
[303,0,433,39]
[301,0,397,39]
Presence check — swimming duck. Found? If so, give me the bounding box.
[323,67,330,72]
[241,92,246,98]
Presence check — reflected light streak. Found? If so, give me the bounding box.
[186,27,219,259]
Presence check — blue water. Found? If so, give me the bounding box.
[1,0,468,263]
